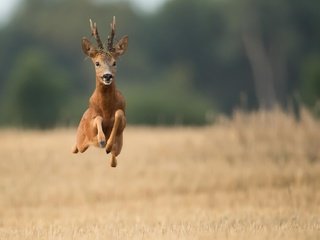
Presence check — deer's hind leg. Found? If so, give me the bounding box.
[106,109,126,154]
[72,131,89,153]
[106,109,126,167]
[72,112,91,154]
[110,133,123,167]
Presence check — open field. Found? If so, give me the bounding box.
[0,110,320,239]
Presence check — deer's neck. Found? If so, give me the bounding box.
[90,79,116,114]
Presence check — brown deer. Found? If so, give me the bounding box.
[72,17,128,167]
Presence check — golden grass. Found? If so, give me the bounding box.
[0,109,320,239]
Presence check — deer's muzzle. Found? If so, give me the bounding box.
[102,73,113,85]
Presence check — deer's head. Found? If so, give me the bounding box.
[82,17,128,86]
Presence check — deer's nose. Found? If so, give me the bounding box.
[103,73,113,81]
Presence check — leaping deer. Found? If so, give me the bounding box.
[72,17,128,167]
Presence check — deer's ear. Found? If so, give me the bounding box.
[113,36,128,57]
[81,38,98,57]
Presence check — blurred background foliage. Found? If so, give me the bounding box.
[0,0,319,127]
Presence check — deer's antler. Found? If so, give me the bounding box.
[107,16,116,52]
[89,19,104,50]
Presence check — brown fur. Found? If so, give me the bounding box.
[72,19,128,167]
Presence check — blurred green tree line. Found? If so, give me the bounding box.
[0,0,319,128]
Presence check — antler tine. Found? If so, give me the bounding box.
[89,19,104,50]
[107,16,116,52]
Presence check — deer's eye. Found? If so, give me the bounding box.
[112,61,116,67]
[95,62,100,67]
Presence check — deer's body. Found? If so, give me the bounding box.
[72,17,128,167]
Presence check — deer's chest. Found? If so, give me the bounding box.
[101,114,115,137]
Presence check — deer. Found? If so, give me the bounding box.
[72,17,128,167]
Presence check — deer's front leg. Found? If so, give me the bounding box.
[106,109,126,154]
[94,116,106,148]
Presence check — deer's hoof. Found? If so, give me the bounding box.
[106,141,112,153]
[111,158,117,168]
[99,140,106,148]
[72,145,79,153]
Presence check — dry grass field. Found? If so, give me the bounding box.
[0,109,320,239]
